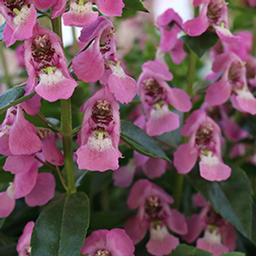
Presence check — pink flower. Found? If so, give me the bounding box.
[76,88,122,172]
[16,44,25,68]
[246,0,256,7]
[65,0,124,26]
[114,153,168,188]
[0,0,37,46]
[246,56,256,88]
[219,107,250,142]
[183,194,236,256]
[0,155,55,217]
[184,0,229,37]
[32,0,66,18]
[81,228,135,256]
[72,17,137,104]
[63,0,99,27]
[156,8,186,64]
[173,109,231,181]
[206,52,256,114]
[138,60,192,136]
[0,106,42,156]
[94,0,125,17]
[17,221,34,256]
[125,179,187,256]
[24,25,77,102]
[37,128,64,166]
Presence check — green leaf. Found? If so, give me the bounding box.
[187,166,256,245]
[31,193,90,256]
[0,86,35,114]
[122,0,148,18]
[182,32,218,58]
[172,244,211,256]
[121,120,170,161]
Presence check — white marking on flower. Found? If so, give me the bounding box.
[0,125,10,137]
[200,152,219,166]
[39,69,64,86]
[236,88,255,100]
[150,104,169,119]
[110,63,126,78]
[203,226,222,244]
[150,223,169,241]
[87,131,112,152]
[6,183,15,198]
[13,5,30,26]
[70,1,94,15]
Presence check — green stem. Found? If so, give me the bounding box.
[0,42,11,87]
[52,17,76,194]
[173,174,185,209]
[61,100,76,194]
[187,50,197,96]
[253,16,256,56]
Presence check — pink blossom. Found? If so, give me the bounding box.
[219,107,250,142]
[81,228,135,256]
[184,194,236,256]
[65,0,125,26]
[16,44,25,68]
[24,25,77,102]
[173,109,231,181]
[125,179,187,256]
[0,0,37,46]
[32,0,66,18]
[76,88,122,172]
[114,153,168,188]
[17,221,34,256]
[37,128,64,166]
[184,0,229,37]
[0,106,42,156]
[156,8,186,64]
[0,155,55,217]
[63,0,99,27]
[246,0,256,7]
[246,56,256,88]
[138,60,191,136]
[94,0,125,17]
[72,17,137,104]
[206,52,256,114]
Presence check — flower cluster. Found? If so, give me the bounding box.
[0,0,254,255]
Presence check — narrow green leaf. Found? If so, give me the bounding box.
[31,193,90,256]
[0,86,35,114]
[172,244,211,256]
[122,0,148,18]
[0,86,24,109]
[121,120,170,161]
[182,32,218,58]
[187,166,256,245]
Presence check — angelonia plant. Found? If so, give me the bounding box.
[0,0,256,255]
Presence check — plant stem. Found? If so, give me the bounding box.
[0,42,11,87]
[173,174,185,209]
[253,16,256,56]
[187,50,197,96]
[52,17,76,194]
[61,99,76,194]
